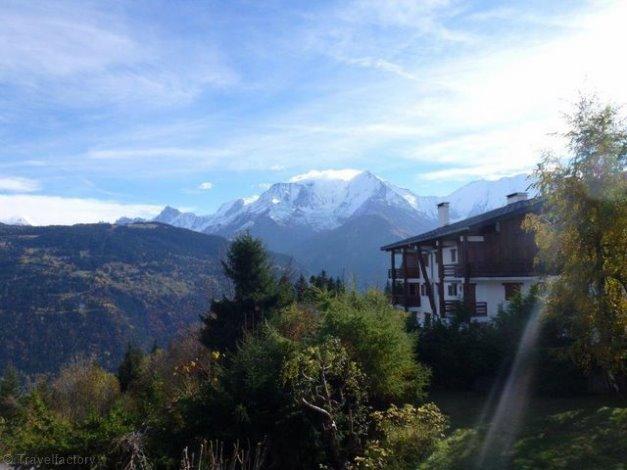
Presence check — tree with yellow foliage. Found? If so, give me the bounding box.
[525,97,626,392]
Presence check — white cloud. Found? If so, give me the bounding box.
[3,0,627,199]
[198,182,213,190]
[0,2,237,108]
[343,57,417,80]
[0,195,161,226]
[258,183,272,190]
[0,176,41,192]
[289,169,363,182]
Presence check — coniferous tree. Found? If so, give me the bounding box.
[0,364,20,417]
[294,274,309,301]
[201,233,280,352]
[117,343,145,393]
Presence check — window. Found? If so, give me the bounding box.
[421,253,429,267]
[503,282,523,300]
[450,248,457,263]
[447,283,458,296]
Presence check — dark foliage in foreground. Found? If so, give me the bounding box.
[417,290,589,395]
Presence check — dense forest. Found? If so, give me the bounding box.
[0,99,625,468]
[0,222,234,373]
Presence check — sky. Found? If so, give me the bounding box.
[1,0,627,225]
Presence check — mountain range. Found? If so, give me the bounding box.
[121,172,534,287]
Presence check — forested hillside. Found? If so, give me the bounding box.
[0,222,233,374]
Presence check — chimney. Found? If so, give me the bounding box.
[506,192,528,205]
[437,202,450,226]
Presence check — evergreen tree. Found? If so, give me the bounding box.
[0,365,19,399]
[294,274,309,301]
[525,97,627,392]
[201,233,280,352]
[0,364,20,418]
[117,343,145,393]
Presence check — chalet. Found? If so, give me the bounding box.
[381,193,542,323]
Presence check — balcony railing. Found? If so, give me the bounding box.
[474,301,488,316]
[388,267,420,279]
[444,300,488,317]
[442,262,535,278]
[392,295,421,307]
[443,264,458,277]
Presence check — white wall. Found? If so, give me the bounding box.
[474,279,535,318]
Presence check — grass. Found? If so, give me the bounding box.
[424,390,627,469]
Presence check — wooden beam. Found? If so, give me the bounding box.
[461,232,470,310]
[402,248,408,311]
[417,246,437,316]
[390,249,396,303]
[436,240,445,317]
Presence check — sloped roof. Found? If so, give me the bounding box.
[381,197,543,251]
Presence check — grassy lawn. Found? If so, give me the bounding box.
[425,391,627,469]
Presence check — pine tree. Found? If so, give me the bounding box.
[0,364,21,417]
[117,343,145,393]
[201,233,280,352]
[294,274,309,301]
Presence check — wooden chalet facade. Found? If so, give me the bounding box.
[381,193,542,323]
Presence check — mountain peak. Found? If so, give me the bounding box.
[155,206,182,221]
[289,169,364,183]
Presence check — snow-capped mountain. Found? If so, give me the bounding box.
[141,171,533,235]
[204,170,432,234]
[118,171,534,287]
[445,174,535,220]
[0,216,32,226]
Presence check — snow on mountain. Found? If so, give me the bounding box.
[142,171,534,236]
[0,216,32,226]
[445,174,535,220]
[152,206,214,231]
[203,170,427,233]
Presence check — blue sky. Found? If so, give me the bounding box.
[1,0,626,224]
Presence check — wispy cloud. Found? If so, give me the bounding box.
[343,57,417,80]
[0,1,237,108]
[0,194,161,225]
[0,176,41,192]
[198,182,213,190]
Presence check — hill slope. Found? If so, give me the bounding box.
[0,222,232,374]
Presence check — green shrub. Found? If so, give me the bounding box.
[353,403,448,469]
[318,290,430,404]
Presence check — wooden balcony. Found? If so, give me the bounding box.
[388,267,420,279]
[444,300,488,317]
[442,261,535,278]
[392,294,421,307]
[443,264,458,277]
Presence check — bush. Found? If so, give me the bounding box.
[417,289,590,395]
[417,320,504,391]
[318,291,430,404]
[50,358,120,422]
[353,403,448,469]
[419,428,480,470]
